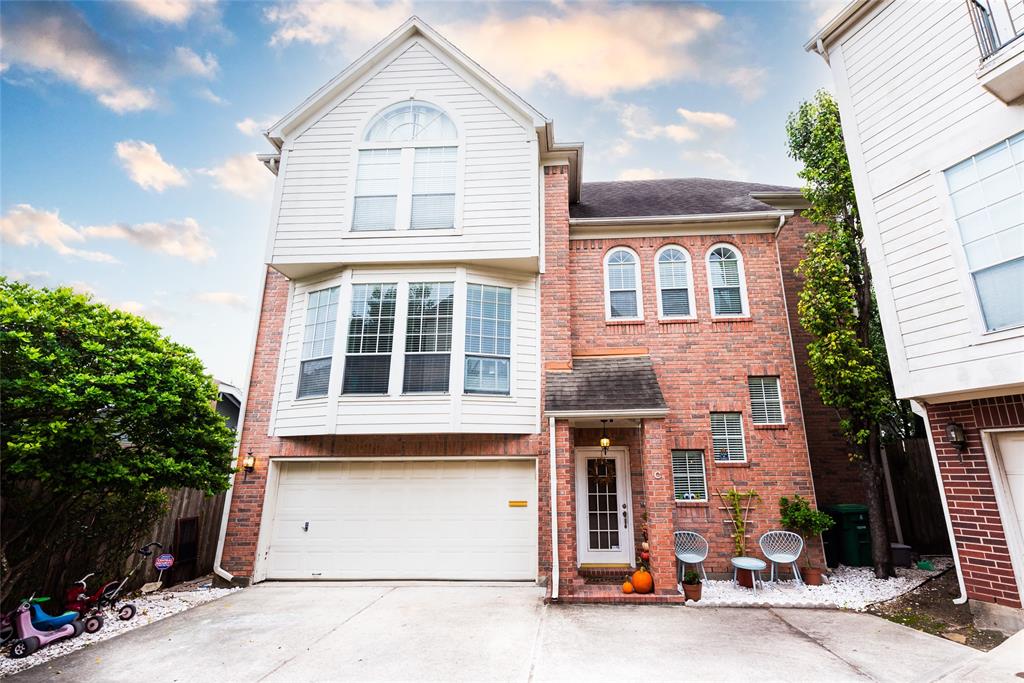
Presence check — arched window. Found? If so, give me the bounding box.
[655,245,694,318]
[707,244,747,316]
[604,247,643,320]
[352,100,459,232]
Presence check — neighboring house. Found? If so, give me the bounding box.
[216,380,242,432]
[808,0,1024,633]
[218,17,856,598]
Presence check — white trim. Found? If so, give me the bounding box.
[705,242,750,318]
[710,411,748,463]
[569,210,791,227]
[981,428,1024,602]
[544,408,669,419]
[450,267,467,428]
[263,147,289,264]
[748,375,786,426]
[653,244,696,321]
[548,416,559,599]
[574,447,636,566]
[603,246,644,322]
[267,278,295,437]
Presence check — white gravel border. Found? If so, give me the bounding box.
[0,583,239,678]
[683,558,952,609]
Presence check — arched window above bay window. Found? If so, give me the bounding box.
[604,247,643,320]
[352,100,459,233]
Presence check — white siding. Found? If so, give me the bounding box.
[271,38,538,269]
[830,0,1024,400]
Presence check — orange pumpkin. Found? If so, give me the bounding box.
[621,581,634,594]
[631,568,654,594]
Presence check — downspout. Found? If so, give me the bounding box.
[912,400,968,604]
[549,415,559,601]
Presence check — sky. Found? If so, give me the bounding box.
[0,0,843,385]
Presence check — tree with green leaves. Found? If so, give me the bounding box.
[0,278,236,603]
[786,90,912,579]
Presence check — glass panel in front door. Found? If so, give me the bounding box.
[587,458,620,550]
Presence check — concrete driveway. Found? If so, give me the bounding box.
[12,583,971,682]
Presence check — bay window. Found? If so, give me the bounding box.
[465,284,512,395]
[297,286,340,399]
[403,282,454,393]
[342,284,397,394]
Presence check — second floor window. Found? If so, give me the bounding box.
[297,286,340,398]
[711,412,746,462]
[708,245,746,316]
[605,247,642,320]
[352,101,458,233]
[342,284,397,395]
[656,245,693,318]
[748,376,783,424]
[465,284,512,395]
[404,282,454,393]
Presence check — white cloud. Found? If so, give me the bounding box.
[115,140,187,192]
[199,154,273,199]
[0,4,155,113]
[265,0,413,48]
[175,46,219,79]
[677,108,737,130]
[617,168,666,181]
[196,291,248,309]
[723,67,768,102]
[236,116,278,137]
[682,150,748,181]
[197,87,227,105]
[125,0,216,26]
[83,218,215,263]
[0,204,117,262]
[807,0,848,33]
[618,104,697,143]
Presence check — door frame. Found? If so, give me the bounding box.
[981,428,1024,602]
[574,446,636,566]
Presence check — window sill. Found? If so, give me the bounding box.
[675,500,710,507]
[606,319,645,326]
[343,228,461,239]
[711,317,752,323]
[753,423,788,430]
[464,393,514,399]
[713,461,751,468]
[658,318,698,325]
[294,395,329,402]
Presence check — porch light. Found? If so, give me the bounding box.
[242,450,256,480]
[600,420,611,458]
[945,422,967,458]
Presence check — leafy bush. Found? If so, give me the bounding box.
[779,495,834,568]
[683,570,701,585]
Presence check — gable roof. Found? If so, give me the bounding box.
[569,178,800,219]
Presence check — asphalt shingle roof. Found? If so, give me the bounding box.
[569,178,799,219]
[545,357,667,413]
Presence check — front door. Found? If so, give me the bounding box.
[575,447,635,565]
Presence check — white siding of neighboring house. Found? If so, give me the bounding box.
[271,265,540,436]
[828,0,1024,401]
[270,37,539,270]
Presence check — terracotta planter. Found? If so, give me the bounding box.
[803,567,824,586]
[737,568,755,588]
[682,582,702,602]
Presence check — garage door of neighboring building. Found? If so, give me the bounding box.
[264,459,537,580]
[996,431,1024,554]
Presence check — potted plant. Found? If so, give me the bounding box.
[682,570,702,602]
[779,495,835,586]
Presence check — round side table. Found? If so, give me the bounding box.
[731,556,767,594]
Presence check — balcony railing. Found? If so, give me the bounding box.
[968,0,1024,61]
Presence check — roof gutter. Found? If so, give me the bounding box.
[544,408,670,419]
[569,210,792,228]
[804,0,877,57]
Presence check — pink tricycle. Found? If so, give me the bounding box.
[5,596,84,658]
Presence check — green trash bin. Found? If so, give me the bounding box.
[822,504,872,567]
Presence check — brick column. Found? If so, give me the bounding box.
[641,419,676,593]
[554,420,579,594]
[541,165,572,371]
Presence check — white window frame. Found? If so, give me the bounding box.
[345,98,465,237]
[464,282,514,396]
[604,246,644,322]
[671,450,708,502]
[710,412,747,463]
[748,376,785,425]
[705,242,750,318]
[296,285,341,400]
[654,244,696,320]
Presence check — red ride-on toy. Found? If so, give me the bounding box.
[65,541,162,624]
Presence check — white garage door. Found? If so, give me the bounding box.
[265,459,537,580]
[996,431,1024,550]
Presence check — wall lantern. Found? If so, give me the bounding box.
[945,422,968,460]
[242,449,256,480]
[599,419,612,458]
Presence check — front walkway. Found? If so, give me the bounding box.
[11,583,971,682]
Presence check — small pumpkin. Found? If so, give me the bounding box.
[631,568,654,594]
[621,581,634,594]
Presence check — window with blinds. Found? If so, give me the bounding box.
[657,246,691,317]
[671,450,707,501]
[342,283,397,394]
[710,412,746,462]
[297,286,340,398]
[708,246,744,315]
[606,248,640,318]
[748,376,783,424]
[465,283,511,395]
[411,147,456,230]
[352,149,400,231]
[944,132,1024,331]
[404,282,454,393]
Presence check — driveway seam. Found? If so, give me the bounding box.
[255,586,397,683]
[768,608,876,681]
[525,601,549,683]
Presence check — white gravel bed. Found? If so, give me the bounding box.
[684,558,952,610]
[0,584,239,678]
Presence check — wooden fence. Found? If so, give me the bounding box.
[883,438,951,555]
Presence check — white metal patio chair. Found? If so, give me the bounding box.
[674,531,709,584]
[759,531,804,584]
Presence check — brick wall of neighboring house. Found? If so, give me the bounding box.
[924,395,1024,609]
[776,212,865,507]
[565,232,824,578]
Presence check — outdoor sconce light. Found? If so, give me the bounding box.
[945,422,967,460]
[242,450,256,480]
[599,419,612,458]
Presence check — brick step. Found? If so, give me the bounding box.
[578,566,633,584]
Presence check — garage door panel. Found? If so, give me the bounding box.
[265,459,536,580]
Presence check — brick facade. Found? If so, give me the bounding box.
[922,395,1023,609]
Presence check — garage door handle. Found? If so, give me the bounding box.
[302,522,309,532]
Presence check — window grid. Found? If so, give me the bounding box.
[657,247,691,317]
[709,246,744,315]
[711,412,746,462]
[297,286,340,399]
[465,283,512,395]
[352,149,401,231]
[404,282,454,393]
[606,249,640,319]
[342,284,397,395]
[411,146,456,230]
[671,450,708,502]
[945,132,1024,331]
[748,376,783,424]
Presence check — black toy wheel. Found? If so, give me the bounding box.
[117,604,136,621]
[84,614,104,633]
[10,637,39,659]
[70,620,86,637]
